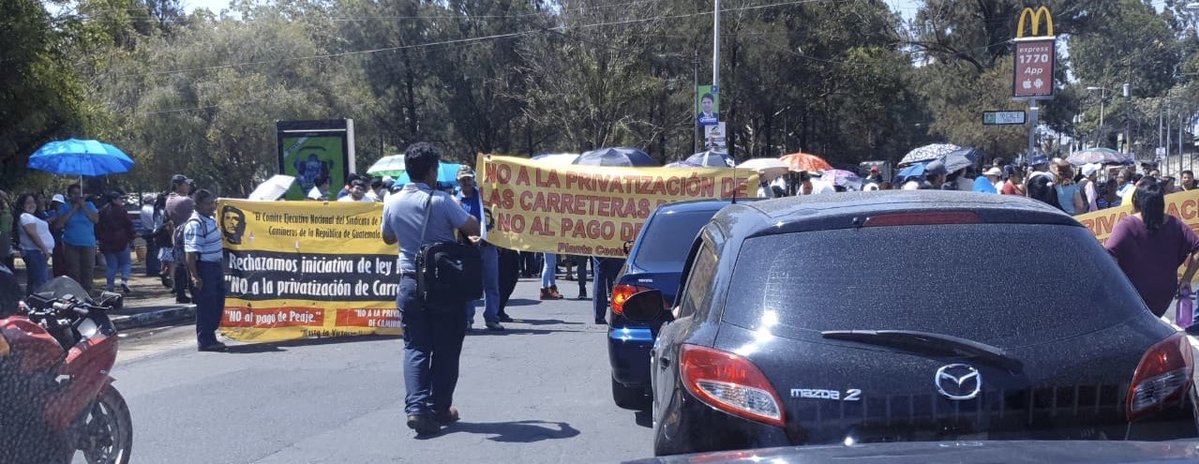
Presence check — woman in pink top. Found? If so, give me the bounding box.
[1105,177,1199,317]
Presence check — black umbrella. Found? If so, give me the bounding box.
[573,147,658,167]
[684,150,735,167]
[939,149,978,174]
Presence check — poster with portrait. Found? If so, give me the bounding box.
[696,85,720,127]
[277,119,356,200]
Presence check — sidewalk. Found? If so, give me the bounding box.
[11,256,195,331]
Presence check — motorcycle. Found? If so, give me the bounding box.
[0,268,133,464]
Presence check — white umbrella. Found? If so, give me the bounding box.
[737,158,789,181]
[900,143,961,166]
[248,175,295,201]
[531,153,580,165]
[367,155,406,177]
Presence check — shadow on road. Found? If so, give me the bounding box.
[504,298,541,307]
[222,334,400,354]
[512,318,584,326]
[443,420,580,442]
[468,326,596,336]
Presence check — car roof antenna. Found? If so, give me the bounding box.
[731,161,738,204]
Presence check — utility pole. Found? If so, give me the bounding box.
[1124,82,1131,154]
[692,50,699,154]
[712,0,720,95]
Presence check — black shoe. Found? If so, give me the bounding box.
[485,321,505,331]
[161,275,172,288]
[498,313,514,323]
[435,407,460,426]
[407,414,440,435]
[176,296,192,304]
[578,291,588,300]
[595,318,607,325]
[198,342,227,352]
[120,283,132,294]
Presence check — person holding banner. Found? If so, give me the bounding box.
[382,142,481,436]
[456,166,504,331]
[1105,177,1199,319]
[592,257,623,325]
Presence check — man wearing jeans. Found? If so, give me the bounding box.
[52,185,99,291]
[382,142,480,436]
[456,166,503,331]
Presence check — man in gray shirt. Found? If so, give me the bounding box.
[381,142,479,436]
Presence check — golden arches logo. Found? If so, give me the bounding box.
[1016,6,1054,38]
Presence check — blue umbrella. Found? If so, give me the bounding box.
[396,162,461,186]
[665,160,703,168]
[28,138,134,176]
[895,161,929,181]
[573,147,657,167]
[684,150,735,167]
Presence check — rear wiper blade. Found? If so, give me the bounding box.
[821,329,1023,373]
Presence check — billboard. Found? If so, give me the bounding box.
[1012,6,1056,99]
[277,119,356,200]
[696,85,720,127]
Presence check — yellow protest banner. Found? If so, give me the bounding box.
[477,155,758,258]
[216,199,400,342]
[1076,189,1199,245]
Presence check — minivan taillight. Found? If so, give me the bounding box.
[679,344,785,427]
[611,283,650,315]
[1127,332,1194,421]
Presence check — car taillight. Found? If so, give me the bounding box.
[679,344,785,427]
[611,283,650,315]
[864,211,980,227]
[1127,332,1194,421]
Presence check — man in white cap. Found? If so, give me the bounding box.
[1079,163,1101,213]
[972,167,1002,193]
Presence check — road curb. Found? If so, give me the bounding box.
[113,305,196,331]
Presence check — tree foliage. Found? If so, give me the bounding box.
[8,0,1199,193]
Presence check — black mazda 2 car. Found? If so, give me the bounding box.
[622,191,1199,456]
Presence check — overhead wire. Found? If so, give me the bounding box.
[123,0,847,79]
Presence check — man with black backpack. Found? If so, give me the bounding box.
[382,142,480,436]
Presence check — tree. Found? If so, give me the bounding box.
[0,0,89,187]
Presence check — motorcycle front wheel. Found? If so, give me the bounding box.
[74,384,133,464]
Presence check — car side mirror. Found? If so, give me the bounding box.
[623,289,672,323]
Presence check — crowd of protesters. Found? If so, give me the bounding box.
[757,154,1199,218]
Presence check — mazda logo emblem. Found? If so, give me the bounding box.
[934,364,982,400]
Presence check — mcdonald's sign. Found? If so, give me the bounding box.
[1016,6,1054,38]
[1012,6,1056,99]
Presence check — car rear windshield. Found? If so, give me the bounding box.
[722,223,1146,347]
[633,210,718,270]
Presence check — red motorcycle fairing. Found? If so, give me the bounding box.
[0,316,65,372]
[46,332,119,430]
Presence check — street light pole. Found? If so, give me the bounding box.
[1088,86,1107,148]
[712,0,720,94]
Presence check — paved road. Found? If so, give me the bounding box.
[106,279,652,464]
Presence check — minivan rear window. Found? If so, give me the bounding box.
[722,223,1146,347]
[633,210,718,270]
